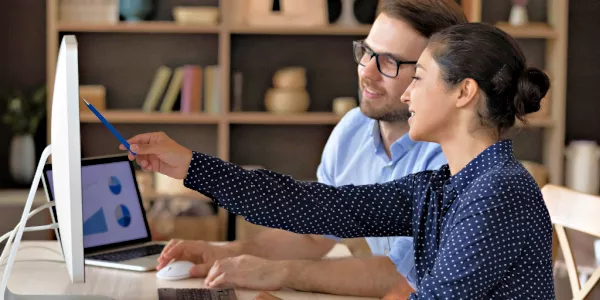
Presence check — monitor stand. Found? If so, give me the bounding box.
[4,290,113,300]
[0,146,113,300]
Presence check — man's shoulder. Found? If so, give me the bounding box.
[333,107,373,134]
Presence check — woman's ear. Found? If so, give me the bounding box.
[455,78,480,109]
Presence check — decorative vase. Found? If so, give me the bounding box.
[335,0,359,26]
[509,4,528,26]
[9,134,35,184]
[119,0,153,22]
[565,140,600,195]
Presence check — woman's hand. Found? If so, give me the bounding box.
[119,131,193,179]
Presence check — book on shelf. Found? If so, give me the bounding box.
[203,65,220,114]
[140,64,220,114]
[159,66,185,112]
[142,65,172,112]
[181,65,203,113]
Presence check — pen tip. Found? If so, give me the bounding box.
[82,98,89,105]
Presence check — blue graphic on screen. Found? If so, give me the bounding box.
[44,160,149,249]
[115,204,131,227]
[108,176,121,195]
[83,208,108,236]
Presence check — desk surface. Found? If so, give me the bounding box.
[0,241,376,300]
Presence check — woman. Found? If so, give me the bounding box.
[122,23,554,299]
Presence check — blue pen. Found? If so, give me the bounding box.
[82,99,136,156]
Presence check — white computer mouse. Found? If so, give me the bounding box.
[156,261,195,281]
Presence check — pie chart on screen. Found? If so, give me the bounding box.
[108,176,121,195]
[115,204,131,227]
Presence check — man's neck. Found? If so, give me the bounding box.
[378,120,409,159]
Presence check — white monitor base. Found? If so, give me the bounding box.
[0,145,113,300]
[5,290,113,300]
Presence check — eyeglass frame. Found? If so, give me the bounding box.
[352,40,418,78]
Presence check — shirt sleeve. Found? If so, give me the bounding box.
[183,151,416,238]
[387,237,418,290]
[316,122,342,242]
[411,192,533,299]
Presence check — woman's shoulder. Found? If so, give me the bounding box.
[459,158,545,210]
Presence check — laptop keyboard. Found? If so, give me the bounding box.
[157,288,236,300]
[87,244,165,262]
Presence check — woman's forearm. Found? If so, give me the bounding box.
[183,151,415,238]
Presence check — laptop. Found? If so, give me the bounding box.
[42,153,166,271]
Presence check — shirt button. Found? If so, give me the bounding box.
[444,184,453,193]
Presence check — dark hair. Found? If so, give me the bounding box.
[378,0,468,38]
[428,23,550,132]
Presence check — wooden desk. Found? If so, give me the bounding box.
[0,241,377,300]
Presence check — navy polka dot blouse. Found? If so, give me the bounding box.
[183,139,556,299]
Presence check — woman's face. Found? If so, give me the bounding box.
[401,48,458,143]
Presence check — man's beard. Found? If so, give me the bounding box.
[359,99,411,122]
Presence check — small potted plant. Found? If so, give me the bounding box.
[509,0,529,26]
[1,85,46,184]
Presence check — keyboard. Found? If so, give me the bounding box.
[86,244,165,262]
[157,288,237,300]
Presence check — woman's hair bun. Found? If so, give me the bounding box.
[513,67,550,116]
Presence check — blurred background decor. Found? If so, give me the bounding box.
[244,0,328,27]
[509,0,529,26]
[265,67,310,114]
[58,0,118,23]
[119,0,153,22]
[1,85,46,184]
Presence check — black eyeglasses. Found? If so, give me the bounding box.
[353,40,417,78]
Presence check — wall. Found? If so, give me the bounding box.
[565,1,600,142]
[0,1,599,189]
[0,1,47,189]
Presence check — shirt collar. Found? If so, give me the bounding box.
[369,120,416,163]
[447,139,514,195]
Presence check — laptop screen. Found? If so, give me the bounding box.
[44,157,150,249]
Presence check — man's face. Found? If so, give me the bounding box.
[357,13,428,122]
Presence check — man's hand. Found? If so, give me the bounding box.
[157,239,235,277]
[119,131,192,179]
[204,255,288,291]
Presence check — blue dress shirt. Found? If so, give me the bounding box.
[316,108,446,289]
[183,140,555,299]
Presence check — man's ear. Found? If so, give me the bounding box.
[455,78,480,109]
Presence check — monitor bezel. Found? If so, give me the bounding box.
[42,154,154,255]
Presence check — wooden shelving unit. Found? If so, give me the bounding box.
[462,0,568,185]
[56,21,221,33]
[228,24,372,36]
[47,0,569,239]
[79,110,222,124]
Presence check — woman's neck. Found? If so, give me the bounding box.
[440,129,498,176]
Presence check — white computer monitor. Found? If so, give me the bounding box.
[49,34,85,283]
[1,35,113,300]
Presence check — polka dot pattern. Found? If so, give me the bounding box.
[183,139,555,299]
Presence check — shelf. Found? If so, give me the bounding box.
[57,21,220,33]
[519,117,555,128]
[495,22,556,38]
[228,112,342,124]
[228,24,371,36]
[79,110,221,124]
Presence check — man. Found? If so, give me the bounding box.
[156,1,467,298]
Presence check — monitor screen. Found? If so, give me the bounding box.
[45,159,149,249]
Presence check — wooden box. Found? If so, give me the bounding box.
[79,85,106,111]
[243,0,327,27]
